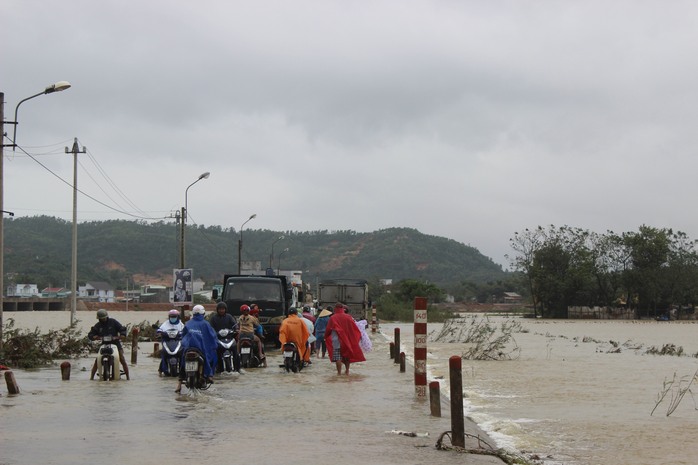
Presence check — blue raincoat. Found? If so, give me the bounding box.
[180,313,218,377]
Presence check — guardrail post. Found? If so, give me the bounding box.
[414,297,427,398]
[399,352,405,372]
[4,371,20,395]
[393,327,400,364]
[60,361,71,380]
[131,327,139,365]
[449,356,465,447]
[429,381,441,417]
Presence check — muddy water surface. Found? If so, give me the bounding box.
[1,311,493,465]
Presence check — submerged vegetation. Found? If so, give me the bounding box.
[431,316,522,360]
[0,318,160,369]
[0,318,91,368]
[651,368,698,417]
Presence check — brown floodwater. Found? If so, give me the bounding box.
[0,311,488,465]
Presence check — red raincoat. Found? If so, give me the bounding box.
[324,308,366,363]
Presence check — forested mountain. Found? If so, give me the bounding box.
[4,216,506,291]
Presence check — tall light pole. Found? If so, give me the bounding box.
[277,247,289,275]
[269,235,284,269]
[180,171,210,268]
[66,138,86,326]
[0,81,71,348]
[237,213,256,274]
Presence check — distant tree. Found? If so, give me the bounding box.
[394,279,444,303]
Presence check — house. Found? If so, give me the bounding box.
[8,283,40,298]
[141,284,169,303]
[503,292,523,304]
[193,278,205,293]
[41,287,69,298]
[79,282,115,303]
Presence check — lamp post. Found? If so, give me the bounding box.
[269,235,284,269]
[180,171,210,268]
[0,81,71,349]
[277,247,289,275]
[237,213,256,274]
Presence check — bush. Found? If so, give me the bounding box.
[376,294,452,323]
[0,318,91,368]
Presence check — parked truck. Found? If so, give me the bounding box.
[212,274,291,346]
[317,279,369,319]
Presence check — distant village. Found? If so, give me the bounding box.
[7,279,211,304]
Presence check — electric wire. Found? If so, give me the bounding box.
[3,134,167,221]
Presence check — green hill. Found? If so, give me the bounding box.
[4,216,505,291]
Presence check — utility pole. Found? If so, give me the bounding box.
[66,138,86,326]
[0,92,5,350]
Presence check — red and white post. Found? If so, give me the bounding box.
[371,305,377,333]
[414,297,428,398]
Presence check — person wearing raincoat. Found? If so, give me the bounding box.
[175,305,218,392]
[278,307,310,363]
[324,304,366,375]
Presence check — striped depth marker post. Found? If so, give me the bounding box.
[414,297,427,397]
[371,305,377,333]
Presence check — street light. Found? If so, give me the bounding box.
[277,247,289,275]
[0,81,71,348]
[180,171,210,268]
[12,81,72,152]
[237,213,256,274]
[269,235,285,268]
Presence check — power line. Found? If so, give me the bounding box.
[3,134,167,221]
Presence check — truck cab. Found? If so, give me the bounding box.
[214,274,291,346]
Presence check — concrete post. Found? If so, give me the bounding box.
[4,370,19,394]
[371,305,377,333]
[60,361,71,380]
[429,381,441,417]
[449,356,465,447]
[130,327,139,365]
[414,297,427,398]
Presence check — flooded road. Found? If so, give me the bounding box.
[1,311,497,465]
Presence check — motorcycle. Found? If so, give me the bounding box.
[216,328,236,373]
[239,333,262,369]
[96,335,122,381]
[282,341,303,373]
[159,329,183,377]
[183,348,212,391]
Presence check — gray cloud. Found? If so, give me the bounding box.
[3,0,698,268]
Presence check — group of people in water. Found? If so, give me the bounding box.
[87,301,373,387]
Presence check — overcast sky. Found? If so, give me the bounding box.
[3,1,698,269]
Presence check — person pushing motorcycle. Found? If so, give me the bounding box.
[88,309,130,380]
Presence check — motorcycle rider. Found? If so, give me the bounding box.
[237,304,266,367]
[88,309,130,380]
[298,310,316,362]
[278,307,310,365]
[156,309,185,376]
[249,304,265,339]
[175,305,218,393]
[208,301,242,373]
